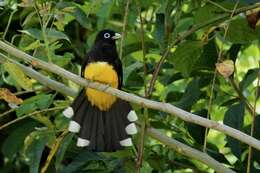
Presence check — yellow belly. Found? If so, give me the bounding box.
[84,62,118,111]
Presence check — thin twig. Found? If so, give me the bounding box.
[203,0,239,152]
[41,130,69,173]
[1,41,260,151]
[147,3,260,96]
[2,10,17,40]
[207,0,233,13]
[119,0,131,60]
[147,128,235,173]
[0,108,16,119]
[0,56,245,173]
[0,106,65,130]
[246,61,260,173]
[135,0,148,172]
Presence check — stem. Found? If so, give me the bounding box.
[246,62,260,173]
[135,0,148,172]
[203,0,239,152]
[0,106,65,130]
[2,10,17,40]
[40,130,69,173]
[147,3,260,95]
[119,0,131,60]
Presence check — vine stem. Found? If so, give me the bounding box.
[119,0,131,60]
[0,106,65,130]
[246,61,260,173]
[135,0,148,172]
[203,0,239,152]
[40,130,69,173]
[147,3,260,96]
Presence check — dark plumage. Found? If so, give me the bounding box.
[63,29,138,152]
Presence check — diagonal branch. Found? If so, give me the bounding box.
[147,3,260,95]
[0,55,234,173]
[1,40,260,152]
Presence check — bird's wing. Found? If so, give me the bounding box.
[114,58,123,89]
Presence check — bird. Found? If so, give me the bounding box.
[62,29,138,152]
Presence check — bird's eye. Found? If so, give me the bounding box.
[104,33,110,39]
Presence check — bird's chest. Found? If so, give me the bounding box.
[84,62,118,111]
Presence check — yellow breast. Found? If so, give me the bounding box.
[84,62,118,111]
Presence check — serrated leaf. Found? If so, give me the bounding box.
[4,62,33,90]
[226,18,260,44]
[224,102,245,159]
[170,41,203,76]
[16,94,53,116]
[239,68,259,90]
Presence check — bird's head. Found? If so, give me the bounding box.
[94,29,121,45]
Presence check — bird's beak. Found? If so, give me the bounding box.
[112,33,121,40]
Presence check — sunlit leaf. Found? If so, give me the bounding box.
[4,62,33,90]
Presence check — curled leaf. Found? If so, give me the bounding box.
[0,88,23,105]
[216,60,234,78]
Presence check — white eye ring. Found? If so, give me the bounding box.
[104,33,110,39]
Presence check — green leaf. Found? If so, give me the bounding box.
[2,120,38,161]
[194,39,218,71]
[223,102,245,159]
[239,68,259,91]
[47,28,70,42]
[55,133,74,171]
[16,94,53,116]
[19,28,43,40]
[24,131,50,173]
[61,151,102,173]
[123,61,143,85]
[20,28,70,42]
[170,41,203,76]
[155,13,165,49]
[176,78,202,111]
[4,62,33,90]
[194,3,230,26]
[226,18,260,44]
[187,109,207,145]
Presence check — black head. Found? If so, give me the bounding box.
[94,29,121,45]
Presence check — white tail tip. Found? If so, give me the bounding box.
[127,110,138,122]
[63,107,74,118]
[68,121,80,133]
[120,138,133,147]
[125,123,137,135]
[77,138,90,147]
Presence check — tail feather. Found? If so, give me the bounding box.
[63,90,138,152]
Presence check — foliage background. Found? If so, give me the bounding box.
[0,0,260,172]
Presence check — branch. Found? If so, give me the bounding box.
[1,41,260,152]
[0,56,234,173]
[147,128,235,173]
[147,3,260,95]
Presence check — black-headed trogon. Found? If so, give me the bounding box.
[63,29,138,152]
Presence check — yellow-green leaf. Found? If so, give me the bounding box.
[4,62,33,90]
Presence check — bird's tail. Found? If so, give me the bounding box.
[62,90,138,152]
